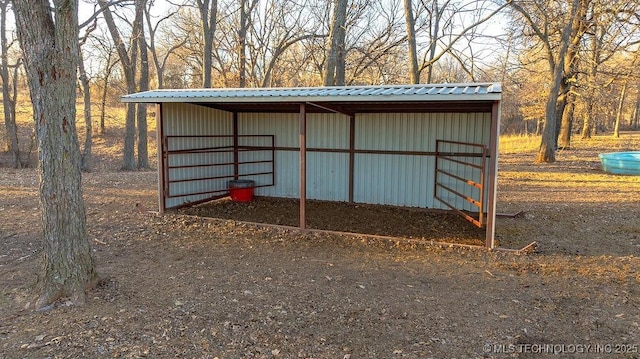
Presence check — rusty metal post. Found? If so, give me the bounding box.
[299,103,307,229]
[348,114,355,203]
[485,101,501,249]
[233,112,239,180]
[434,140,441,204]
[156,103,167,214]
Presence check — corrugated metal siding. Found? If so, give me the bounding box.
[354,154,432,207]
[239,113,298,147]
[161,103,494,212]
[253,151,349,201]
[163,103,232,136]
[163,103,233,209]
[307,113,350,149]
[239,112,350,201]
[254,151,299,198]
[306,152,349,201]
[354,112,491,209]
[239,113,299,198]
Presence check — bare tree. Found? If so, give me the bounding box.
[552,0,587,149]
[1,0,22,168]
[344,1,407,85]
[404,0,419,84]
[613,48,640,138]
[323,0,347,86]
[98,0,142,170]
[196,0,218,87]
[511,0,584,162]
[246,0,323,87]
[632,86,640,130]
[539,0,581,162]
[14,0,97,308]
[78,19,101,172]
[145,1,185,89]
[579,0,640,139]
[580,27,602,139]
[613,82,627,138]
[88,26,120,135]
[414,0,509,83]
[137,0,150,169]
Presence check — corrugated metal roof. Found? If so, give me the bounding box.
[121,83,501,103]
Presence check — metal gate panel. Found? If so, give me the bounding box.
[434,140,486,227]
[164,135,275,208]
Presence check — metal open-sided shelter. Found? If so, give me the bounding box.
[122,83,502,248]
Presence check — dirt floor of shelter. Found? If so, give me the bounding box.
[1,129,640,358]
[178,198,488,247]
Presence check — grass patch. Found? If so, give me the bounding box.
[499,134,540,154]
[499,131,639,156]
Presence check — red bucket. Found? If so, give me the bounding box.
[228,180,255,202]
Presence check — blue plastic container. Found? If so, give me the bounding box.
[598,151,640,175]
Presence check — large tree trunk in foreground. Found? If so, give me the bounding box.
[14,0,97,309]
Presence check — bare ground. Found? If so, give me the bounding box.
[1,131,639,358]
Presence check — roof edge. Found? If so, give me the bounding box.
[121,83,502,103]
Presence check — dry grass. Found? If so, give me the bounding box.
[498,134,541,154]
[499,131,639,156]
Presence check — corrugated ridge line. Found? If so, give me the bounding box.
[125,83,501,101]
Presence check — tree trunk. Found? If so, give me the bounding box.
[137,0,149,169]
[556,0,586,149]
[78,50,93,172]
[99,0,137,170]
[403,0,419,84]
[613,82,627,138]
[536,0,581,163]
[1,0,21,168]
[99,51,115,136]
[633,87,640,130]
[426,0,441,83]
[558,94,575,149]
[14,0,97,309]
[100,81,108,135]
[537,93,558,163]
[581,25,600,140]
[581,112,592,139]
[238,0,247,87]
[581,78,595,140]
[554,89,567,149]
[323,0,347,86]
[197,0,217,88]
